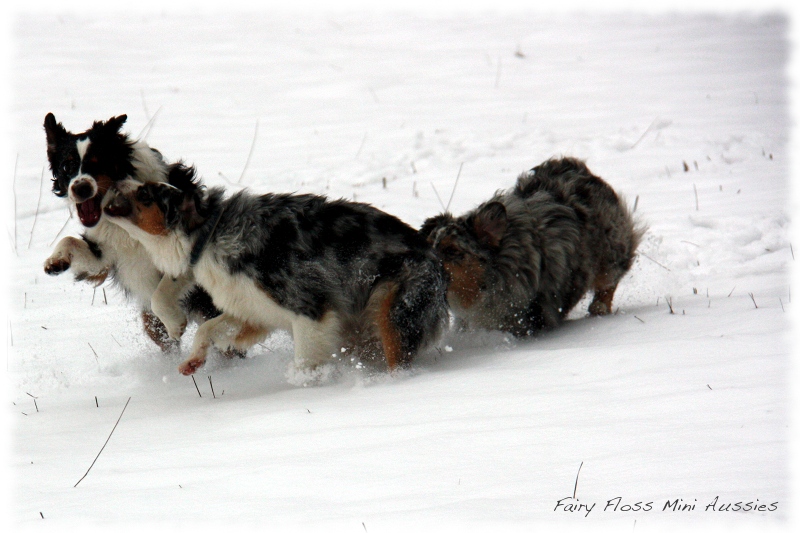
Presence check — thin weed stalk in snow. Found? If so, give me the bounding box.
[640,253,671,271]
[28,167,46,249]
[137,105,162,140]
[208,376,216,399]
[12,153,19,255]
[49,214,71,247]
[445,162,464,213]
[430,182,446,211]
[74,397,132,488]
[238,119,259,184]
[140,88,151,122]
[191,375,202,398]
[355,132,367,159]
[27,393,38,412]
[573,461,583,499]
[749,293,758,309]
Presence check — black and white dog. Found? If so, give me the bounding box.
[421,157,645,336]
[102,175,450,375]
[43,113,219,349]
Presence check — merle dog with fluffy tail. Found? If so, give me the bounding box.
[103,174,449,375]
[420,157,645,336]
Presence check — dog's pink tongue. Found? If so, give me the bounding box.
[77,196,102,227]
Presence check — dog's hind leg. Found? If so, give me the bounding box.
[378,262,449,371]
[290,312,342,370]
[376,283,404,370]
[142,310,178,352]
[151,274,192,340]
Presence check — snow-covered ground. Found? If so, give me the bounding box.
[4,6,795,532]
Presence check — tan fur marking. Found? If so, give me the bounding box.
[234,322,269,350]
[135,203,169,236]
[376,283,403,370]
[589,274,618,316]
[95,174,113,196]
[75,269,109,286]
[443,256,484,310]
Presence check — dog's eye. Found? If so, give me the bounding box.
[439,244,464,260]
[59,160,76,176]
[136,187,152,203]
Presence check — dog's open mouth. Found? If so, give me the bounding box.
[76,196,103,227]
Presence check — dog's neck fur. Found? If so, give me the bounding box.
[189,202,225,267]
[135,187,225,278]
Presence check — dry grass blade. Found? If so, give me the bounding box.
[74,397,132,487]
[238,119,260,184]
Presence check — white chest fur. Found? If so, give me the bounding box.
[193,253,297,331]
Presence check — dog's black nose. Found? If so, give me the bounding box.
[72,180,94,201]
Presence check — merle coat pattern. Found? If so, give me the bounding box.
[420,157,645,336]
[103,177,449,375]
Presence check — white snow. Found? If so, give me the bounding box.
[4,6,796,532]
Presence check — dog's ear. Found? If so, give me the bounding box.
[157,185,187,230]
[103,114,128,133]
[44,113,69,149]
[178,194,202,231]
[161,186,204,232]
[420,214,452,240]
[472,201,507,248]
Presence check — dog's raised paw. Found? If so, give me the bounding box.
[44,256,71,275]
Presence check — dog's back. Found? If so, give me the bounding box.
[201,190,450,367]
[515,157,644,282]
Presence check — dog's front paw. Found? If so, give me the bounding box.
[44,254,71,275]
[588,300,611,316]
[178,356,206,375]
